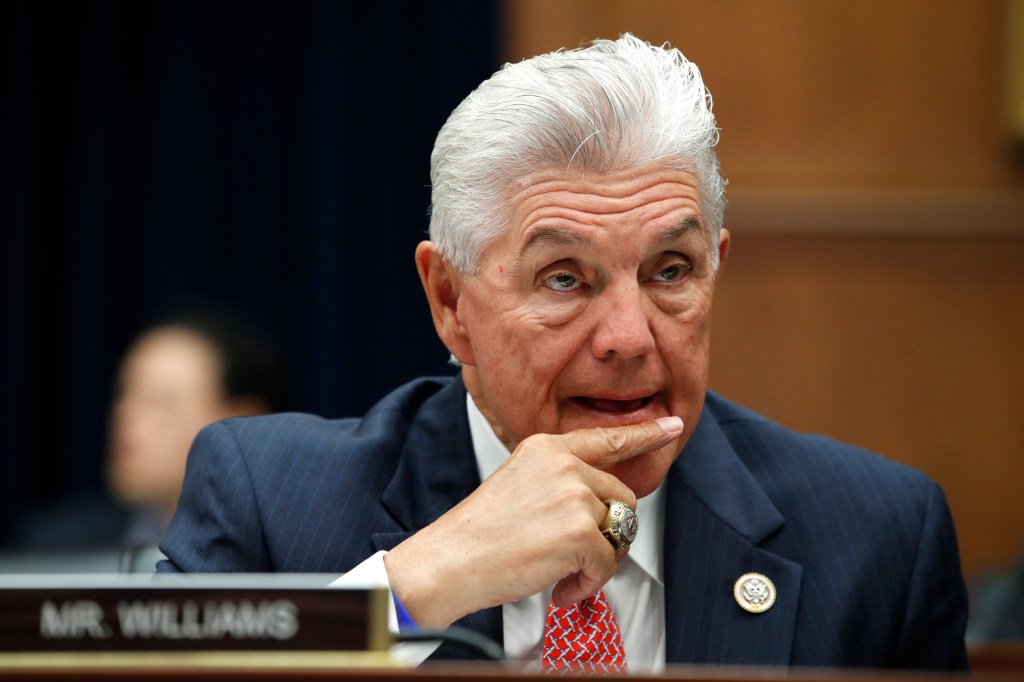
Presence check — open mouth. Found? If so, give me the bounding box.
[572,395,654,414]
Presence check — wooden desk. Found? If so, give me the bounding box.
[0,660,1014,682]
[968,641,1024,673]
[0,643,1020,681]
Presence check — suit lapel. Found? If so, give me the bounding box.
[375,375,480,535]
[664,400,803,664]
[370,375,503,658]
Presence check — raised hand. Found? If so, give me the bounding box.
[383,416,684,627]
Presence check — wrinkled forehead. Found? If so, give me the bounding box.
[497,164,710,251]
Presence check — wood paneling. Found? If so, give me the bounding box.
[1008,0,1024,141]
[710,233,1024,579]
[503,0,1020,186]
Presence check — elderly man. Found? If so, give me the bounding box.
[159,35,968,670]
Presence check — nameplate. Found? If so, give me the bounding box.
[0,574,390,653]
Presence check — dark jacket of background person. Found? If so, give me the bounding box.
[4,313,288,571]
[0,1,497,548]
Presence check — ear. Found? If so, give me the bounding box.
[716,227,731,272]
[415,241,477,365]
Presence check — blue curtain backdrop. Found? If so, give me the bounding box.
[0,1,498,542]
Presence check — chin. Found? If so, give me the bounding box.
[605,446,677,500]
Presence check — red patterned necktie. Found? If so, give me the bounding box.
[542,590,627,674]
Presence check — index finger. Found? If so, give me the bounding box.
[556,416,684,469]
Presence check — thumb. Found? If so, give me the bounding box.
[551,546,631,607]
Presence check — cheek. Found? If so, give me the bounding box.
[478,323,583,398]
[666,291,713,327]
[465,285,585,369]
[462,282,524,341]
[466,314,595,440]
[655,299,712,359]
[656,300,712,392]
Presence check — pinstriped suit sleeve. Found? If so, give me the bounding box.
[157,421,271,572]
[890,481,969,668]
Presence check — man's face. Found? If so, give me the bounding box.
[446,165,728,499]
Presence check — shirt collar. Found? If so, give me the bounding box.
[465,393,664,586]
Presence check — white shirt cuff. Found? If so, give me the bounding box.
[329,550,441,666]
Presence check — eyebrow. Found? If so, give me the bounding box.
[517,215,704,259]
[517,226,597,259]
[658,216,703,243]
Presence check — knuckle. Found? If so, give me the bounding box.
[532,433,557,449]
[596,427,630,454]
[564,516,594,546]
[516,434,570,467]
[548,452,578,476]
[564,482,591,505]
[516,433,548,455]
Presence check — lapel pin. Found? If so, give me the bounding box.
[733,572,776,614]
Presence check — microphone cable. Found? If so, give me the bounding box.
[394,626,505,661]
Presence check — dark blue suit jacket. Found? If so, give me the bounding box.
[158,375,968,668]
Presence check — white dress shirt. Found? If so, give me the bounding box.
[334,394,667,672]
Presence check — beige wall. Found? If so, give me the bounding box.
[503,0,1024,579]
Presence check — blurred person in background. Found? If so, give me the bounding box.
[6,312,287,569]
[969,549,1024,641]
[107,312,288,546]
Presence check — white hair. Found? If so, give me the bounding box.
[429,33,726,273]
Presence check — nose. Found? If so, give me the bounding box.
[590,281,656,360]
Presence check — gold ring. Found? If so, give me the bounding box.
[600,500,638,549]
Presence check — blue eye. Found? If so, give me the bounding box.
[545,273,580,291]
[654,264,687,282]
